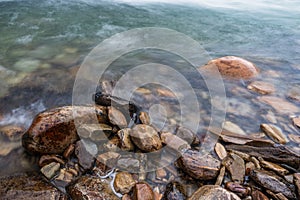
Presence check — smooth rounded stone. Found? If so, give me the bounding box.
[177,150,221,180]
[0,173,67,200]
[247,81,275,95]
[258,96,299,114]
[251,190,269,200]
[0,125,25,141]
[113,172,136,194]
[132,182,154,200]
[130,124,162,152]
[200,56,259,80]
[260,124,289,144]
[38,155,65,167]
[250,169,297,199]
[117,158,140,171]
[66,176,119,200]
[223,153,245,182]
[13,58,41,72]
[22,105,108,154]
[77,123,112,141]
[223,121,246,135]
[214,143,227,160]
[259,160,289,176]
[162,181,187,200]
[75,140,97,171]
[117,128,135,151]
[188,185,241,200]
[161,132,190,152]
[139,111,151,125]
[225,182,250,198]
[108,106,127,128]
[40,162,60,179]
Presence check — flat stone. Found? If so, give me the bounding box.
[250,169,297,199]
[114,172,136,194]
[251,190,269,200]
[94,152,120,176]
[77,123,112,141]
[247,81,275,95]
[260,124,289,144]
[0,173,67,199]
[130,124,162,152]
[225,182,250,197]
[161,132,190,152]
[133,182,154,200]
[117,158,140,171]
[39,155,65,168]
[200,56,259,80]
[288,134,300,144]
[40,162,60,179]
[214,143,227,160]
[178,150,221,180]
[223,121,246,135]
[260,160,289,176]
[117,128,135,151]
[294,173,300,198]
[75,140,96,171]
[258,96,299,114]
[223,153,245,182]
[22,105,107,154]
[188,185,241,200]
[108,106,127,128]
[66,176,119,200]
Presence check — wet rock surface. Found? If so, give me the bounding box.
[188,185,241,200]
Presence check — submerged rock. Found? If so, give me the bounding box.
[162,181,187,200]
[247,81,275,95]
[114,172,136,194]
[200,56,259,80]
[133,182,154,200]
[22,105,107,154]
[258,96,299,114]
[188,185,241,200]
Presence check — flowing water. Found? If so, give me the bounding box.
[0,0,300,176]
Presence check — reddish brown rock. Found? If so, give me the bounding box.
[225,182,250,197]
[133,182,154,200]
[22,105,107,154]
[258,96,299,114]
[200,56,259,80]
[247,81,275,95]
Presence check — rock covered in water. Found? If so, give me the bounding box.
[188,185,241,200]
[113,172,136,194]
[132,182,154,200]
[162,181,187,200]
[200,56,259,80]
[22,105,108,154]
[247,81,275,95]
[258,96,299,114]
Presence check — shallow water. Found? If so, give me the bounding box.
[1,0,300,178]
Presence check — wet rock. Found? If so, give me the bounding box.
[252,190,269,200]
[39,155,65,167]
[162,181,187,200]
[259,160,288,176]
[94,152,120,176]
[114,172,136,194]
[75,140,96,171]
[250,169,297,199]
[0,140,21,156]
[66,175,119,200]
[130,124,162,152]
[77,123,112,141]
[0,125,25,141]
[63,144,75,159]
[225,182,250,197]
[0,172,67,199]
[294,173,300,198]
[200,56,259,80]
[153,187,163,200]
[292,117,300,129]
[287,85,300,102]
[156,168,167,180]
[176,126,197,145]
[247,81,275,95]
[54,168,75,187]
[215,166,226,186]
[139,111,151,125]
[133,182,154,200]
[13,58,41,72]
[161,132,190,153]
[117,128,135,151]
[215,142,227,160]
[188,185,241,200]
[223,121,246,135]
[117,157,140,171]
[223,153,245,182]
[108,106,127,128]
[178,150,221,180]
[40,162,60,179]
[260,124,288,144]
[122,194,133,200]
[22,105,108,154]
[258,96,299,114]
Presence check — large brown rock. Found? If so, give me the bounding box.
[188,185,241,200]
[132,182,154,200]
[0,173,67,200]
[200,56,259,80]
[22,105,107,154]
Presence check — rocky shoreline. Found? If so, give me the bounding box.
[1,56,300,199]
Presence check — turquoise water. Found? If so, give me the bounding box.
[0,0,300,128]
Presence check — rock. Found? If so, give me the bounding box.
[139,111,151,125]
[188,185,241,200]
[122,194,133,200]
[215,166,226,186]
[153,187,163,200]
[117,128,135,151]
[114,172,136,194]
[223,153,245,182]
[162,181,186,200]
[156,168,167,180]
[0,125,25,141]
[259,160,289,176]
[247,81,275,95]
[250,169,297,199]
[200,56,259,80]
[225,182,250,197]
[130,124,162,152]
[94,152,120,176]
[40,162,60,179]
[38,155,65,167]
[0,140,22,156]
[292,117,300,129]
[251,190,269,200]
[294,173,300,199]
[63,144,75,159]
[13,58,41,72]
[66,176,119,200]
[77,123,112,141]
[176,126,197,144]
[161,132,190,153]
[177,150,221,180]
[223,121,246,135]
[133,182,154,200]
[289,133,300,144]
[75,140,96,171]
[214,142,227,160]
[0,173,67,199]
[287,85,300,102]
[260,124,288,144]
[258,96,299,114]
[22,105,108,154]
[117,157,140,171]
[108,106,127,128]
[54,168,75,186]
